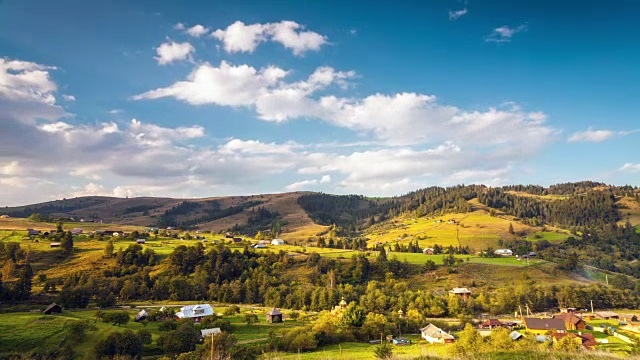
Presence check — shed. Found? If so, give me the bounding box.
[27,229,41,236]
[271,239,285,246]
[233,237,243,243]
[43,303,62,315]
[392,337,409,345]
[423,248,434,255]
[266,308,283,323]
[595,311,619,320]
[621,314,638,322]
[50,242,61,248]
[510,331,524,341]
[135,309,148,321]
[136,239,146,244]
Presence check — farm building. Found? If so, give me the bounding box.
[266,308,283,323]
[27,229,40,236]
[552,331,597,349]
[71,228,83,235]
[392,337,409,345]
[136,239,146,244]
[233,237,243,243]
[553,312,586,330]
[50,242,61,248]
[621,314,639,322]
[135,309,148,322]
[479,319,504,329]
[422,248,434,255]
[0,215,9,219]
[43,303,62,315]
[175,304,214,322]
[420,324,454,344]
[225,232,234,238]
[252,244,266,249]
[201,328,221,338]
[510,331,524,341]
[271,239,285,246]
[595,311,619,320]
[494,249,513,256]
[524,318,567,333]
[448,287,471,300]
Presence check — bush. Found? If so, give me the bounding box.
[223,305,240,316]
[374,342,393,359]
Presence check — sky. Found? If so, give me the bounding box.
[1,0,639,206]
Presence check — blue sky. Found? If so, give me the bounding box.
[1,0,639,205]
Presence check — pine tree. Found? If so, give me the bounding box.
[16,263,33,300]
[508,223,515,234]
[104,241,114,258]
[62,231,74,254]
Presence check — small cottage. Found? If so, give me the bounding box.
[479,319,504,329]
[135,309,148,322]
[271,239,285,246]
[448,288,471,300]
[175,304,214,323]
[422,248,434,255]
[420,324,454,344]
[136,239,146,244]
[43,302,62,315]
[50,242,61,248]
[554,312,586,330]
[266,308,283,323]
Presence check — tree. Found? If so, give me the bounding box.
[93,330,143,359]
[341,302,365,327]
[103,312,130,326]
[104,240,114,258]
[2,260,15,282]
[423,260,437,272]
[137,328,152,345]
[223,305,240,316]
[28,213,42,222]
[243,313,259,326]
[509,222,515,234]
[373,342,393,359]
[56,221,64,234]
[282,327,318,353]
[196,331,237,360]
[15,263,33,300]
[62,231,73,254]
[157,322,200,354]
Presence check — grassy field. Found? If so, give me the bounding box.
[364,210,545,251]
[618,196,640,227]
[525,231,569,242]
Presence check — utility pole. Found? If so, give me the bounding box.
[591,300,594,314]
[210,334,214,360]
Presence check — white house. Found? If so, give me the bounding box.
[252,244,267,249]
[200,328,221,338]
[420,324,455,344]
[494,249,513,256]
[175,304,214,322]
[271,239,285,246]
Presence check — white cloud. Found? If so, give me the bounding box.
[109,109,124,115]
[320,175,331,183]
[154,41,195,65]
[621,163,640,172]
[174,23,185,30]
[285,179,317,191]
[567,128,615,143]
[185,24,209,37]
[212,20,327,56]
[449,8,468,20]
[485,24,527,43]
[62,94,75,101]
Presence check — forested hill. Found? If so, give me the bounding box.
[297,183,639,230]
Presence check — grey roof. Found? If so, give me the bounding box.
[176,304,214,319]
[449,287,471,294]
[420,324,454,340]
[267,308,282,316]
[510,331,524,341]
[43,302,61,313]
[524,317,566,331]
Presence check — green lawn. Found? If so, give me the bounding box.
[525,231,568,242]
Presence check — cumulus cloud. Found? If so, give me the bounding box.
[212,20,327,56]
[449,8,468,20]
[485,24,527,43]
[320,175,331,183]
[154,41,195,65]
[185,24,209,37]
[62,94,75,101]
[285,179,317,191]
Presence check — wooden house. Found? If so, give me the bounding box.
[43,303,62,315]
[422,248,434,255]
[553,312,586,330]
[479,319,504,329]
[420,324,454,344]
[595,311,619,320]
[266,308,283,323]
[524,318,566,334]
[448,287,471,300]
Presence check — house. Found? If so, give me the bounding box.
[0,215,10,219]
[560,307,577,313]
[252,244,266,249]
[50,242,61,248]
[71,228,83,235]
[552,331,597,349]
[43,302,62,315]
[510,331,524,341]
[524,318,567,333]
[620,314,639,322]
[27,229,40,236]
[595,311,619,320]
[225,232,234,238]
[420,324,455,344]
[135,309,148,322]
[479,319,504,329]
[175,304,214,322]
[447,220,456,224]
[271,239,285,246]
[423,248,435,255]
[266,308,283,323]
[448,288,471,300]
[554,312,586,330]
[136,239,146,244]
[201,328,221,338]
[233,237,243,243]
[494,249,513,256]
